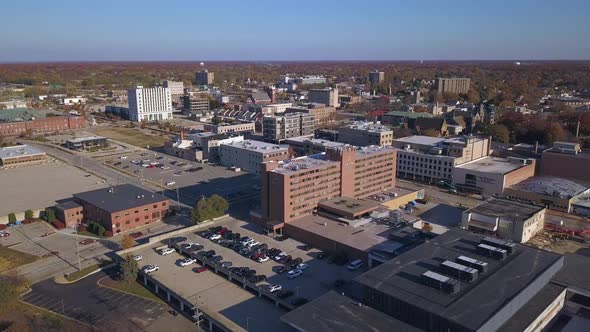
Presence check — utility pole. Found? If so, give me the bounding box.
[75,223,82,271]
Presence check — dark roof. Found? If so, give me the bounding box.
[55,200,82,210]
[280,291,423,332]
[250,91,271,102]
[354,228,563,331]
[465,198,545,224]
[73,184,167,213]
[500,283,566,332]
[414,118,446,131]
[552,253,590,297]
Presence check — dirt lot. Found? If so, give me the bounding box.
[527,229,590,255]
[89,127,169,149]
[0,245,38,273]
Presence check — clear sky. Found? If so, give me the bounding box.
[1,0,589,62]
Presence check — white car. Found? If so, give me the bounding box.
[143,265,159,273]
[179,258,196,267]
[209,234,222,241]
[165,181,176,186]
[131,160,140,164]
[247,241,260,248]
[141,164,150,168]
[132,255,143,261]
[142,159,150,163]
[149,161,159,165]
[241,238,254,246]
[120,156,128,160]
[159,248,175,255]
[288,269,303,279]
[296,263,309,270]
[268,284,282,293]
[257,256,269,263]
[273,252,287,261]
[160,166,170,170]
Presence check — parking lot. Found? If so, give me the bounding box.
[103,150,260,218]
[2,222,115,282]
[19,271,194,332]
[130,218,365,331]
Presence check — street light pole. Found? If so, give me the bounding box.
[246,317,250,332]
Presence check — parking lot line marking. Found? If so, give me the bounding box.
[35,296,55,308]
[123,295,144,308]
[108,291,129,304]
[22,292,43,302]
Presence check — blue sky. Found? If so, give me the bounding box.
[1,0,589,62]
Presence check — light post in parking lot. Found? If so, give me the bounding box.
[246,316,251,332]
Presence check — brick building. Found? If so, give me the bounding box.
[72,184,170,234]
[0,145,47,167]
[0,114,85,136]
[259,145,397,226]
[55,201,84,228]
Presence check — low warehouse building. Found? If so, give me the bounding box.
[461,198,546,243]
[0,145,47,167]
[504,177,589,214]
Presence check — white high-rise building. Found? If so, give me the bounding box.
[128,86,173,122]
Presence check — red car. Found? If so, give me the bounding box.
[130,232,144,239]
[147,165,157,169]
[218,227,228,235]
[194,266,208,273]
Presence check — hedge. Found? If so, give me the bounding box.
[51,221,65,230]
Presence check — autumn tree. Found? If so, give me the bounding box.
[121,235,136,249]
[544,123,565,145]
[487,124,510,143]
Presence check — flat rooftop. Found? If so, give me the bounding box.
[456,157,525,174]
[318,197,380,216]
[287,214,393,252]
[221,139,288,153]
[280,291,422,332]
[354,229,563,331]
[0,144,46,159]
[394,135,445,146]
[342,121,392,133]
[354,145,396,158]
[0,108,52,121]
[270,153,338,174]
[73,184,167,213]
[465,198,544,223]
[65,136,107,143]
[509,176,587,198]
[285,136,348,148]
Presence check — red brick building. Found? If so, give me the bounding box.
[0,115,85,136]
[72,184,170,234]
[55,201,84,228]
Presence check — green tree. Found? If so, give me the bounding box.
[118,255,139,283]
[487,124,510,143]
[24,210,34,219]
[44,208,56,222]
[191,194,229,224]
[8,213,17,224]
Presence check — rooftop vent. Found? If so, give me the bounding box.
[421,271,459,294]
[439,260,478,283]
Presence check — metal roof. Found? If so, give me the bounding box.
[0,145,46,159]
[509,177,587,198]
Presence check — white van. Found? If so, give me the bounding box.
[347,259,364,271]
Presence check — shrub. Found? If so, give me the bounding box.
[78,224,86,232]
[24,210,34,219]
[0,224,7,230]
[44,208,56,222]
[103,230,113,237]
[8,213,17,225]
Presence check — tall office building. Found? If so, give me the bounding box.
[261,145,397,224]
[127,86,173,122]
[195,70,215,85]
[162,80,184,95]
[368,70,385,85]
[263,112,315,143]
[308,88,339,107]
[437,77,471,94]
[182,95,209,116]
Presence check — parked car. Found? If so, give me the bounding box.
[415,198,428,204]
[180,258,196,267]
[247,275,267,284]
[132,255,143,261]
[276,290,294,299]
[347,259,364,271]
[0,231,10,238]
[267,284,282,293]
[209,234,222,241]
[194,266,207,273]
[211,255,223,263]
[159,248,175,256]
[165,181,176,186]
[288,269,303,279]
[221,261,233,268]
[143,265,159,273]
[296,263,309,270]
[257,255,269,263]
[279,255,292,264]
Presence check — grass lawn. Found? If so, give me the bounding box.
[100,278,162,303]
[64,261,110,282]
[0,246,38,273]
[89,127,169,148]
